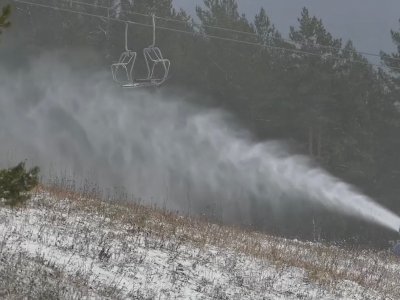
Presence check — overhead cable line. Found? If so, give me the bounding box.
[42,0,400,64]
[13,0,400,71]
[39,0,193,25]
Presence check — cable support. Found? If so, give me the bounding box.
[44,0,400,64]
[34,0,400,63]
[12,0,400,71]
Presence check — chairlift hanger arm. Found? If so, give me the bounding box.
[151,14,156,47]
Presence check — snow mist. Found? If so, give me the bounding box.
[1,52,400,232]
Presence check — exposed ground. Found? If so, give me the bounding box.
[0,187,398,299]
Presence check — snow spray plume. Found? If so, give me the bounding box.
[1,52,400,232]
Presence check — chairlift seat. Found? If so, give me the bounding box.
[122,78,159,88]
[111,16,171,89]
[111,50,137,85]
[143,47,170,81]
[144,47,169,65]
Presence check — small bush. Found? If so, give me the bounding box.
[0,5,11,34]
[0,162,39,207]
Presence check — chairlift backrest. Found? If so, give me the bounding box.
[145,47,164,61]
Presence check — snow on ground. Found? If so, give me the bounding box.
[0,189,398,299]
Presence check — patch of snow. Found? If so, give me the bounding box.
[0,192,396,299]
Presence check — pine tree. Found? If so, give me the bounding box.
[0,4,11,35]
[0,5,40,207]
[195,0,257,100]
[286,8,338,158]
[0,162,40,207]
[254,7,281,46]
[381,19,400,71]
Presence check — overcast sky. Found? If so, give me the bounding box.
[173,0,400,57]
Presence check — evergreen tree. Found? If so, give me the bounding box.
[0,5,40,207]
[289,8,342,51]
[197,0,252,35]
[287,8,343,159]
[381,19,400,71]
[195,0,258,105]
[376,19,400,211]
[0,162,40,207]
[0,4,11,36]
[254,8,281,45]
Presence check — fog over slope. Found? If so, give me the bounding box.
[1,51,399,233]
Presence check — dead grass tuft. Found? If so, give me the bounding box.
[13,184,400,298]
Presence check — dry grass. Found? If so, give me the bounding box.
[35,183,400,298]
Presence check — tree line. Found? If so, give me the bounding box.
[6,0,400,246]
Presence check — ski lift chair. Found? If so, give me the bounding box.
[111,51,137,85]
[111,16,170,88]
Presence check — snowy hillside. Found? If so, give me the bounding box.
[0,188,398,299]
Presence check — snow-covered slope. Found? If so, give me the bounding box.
[0,189,398,299]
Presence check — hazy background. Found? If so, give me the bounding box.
[174,0,400,61]
[2,0,400,247]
